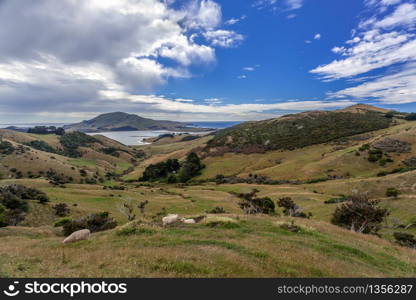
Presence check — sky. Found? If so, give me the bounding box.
[0,0,415,123]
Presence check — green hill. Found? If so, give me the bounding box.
[65,112,202,132]
[205,104,393,155]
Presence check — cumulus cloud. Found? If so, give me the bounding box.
[0,0,251,122]
[312,1,416,106]
[314,33,321,40]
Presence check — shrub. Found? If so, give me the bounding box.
[27,126,64,135]
[101,147,120,157]
[386,188,400,198]
[116,222,156,236]
[324,196,349,204]
[54,217,73,227]
[236,189,275,215]
[0,139,15,155]
[0,204,7,227]
[59,132,99,158]
[62,212,117,236]
[331,193,389,234]
[177,152,204,183]
[368,149,383,162]
[139,159,181,182]
[207,207,227,214]
[405,113,416,121]
[26,140,56,153]
[4,209,26,226]
[52,203,70,217]
[393,232,416,248]
[277,197,310,218]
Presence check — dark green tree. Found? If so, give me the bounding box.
[177,152,204,182]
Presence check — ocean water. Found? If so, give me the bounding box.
[0,121,239,146]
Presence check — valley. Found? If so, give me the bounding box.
[1,104,416,278]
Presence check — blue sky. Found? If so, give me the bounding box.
[0,0,415,122]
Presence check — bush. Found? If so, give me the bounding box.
[101,147,120,157]
[324,196,349,204]
[59,132,99,158]
[139,159,181,182]
[405,113,416,121]
[277,197,310,218]
[207,207,227,214]
[386,188,400,198]
[236,189,275,215]
[0,204,7,227]
[52,203,70,217]
[359,144,370,152]
[331,193,389,234]
[4,209,26,226]
[27,126,65,135]
[0,139,15,155]
[54,217,73,227]
[0,184,49,208]
[393,232,416,248]
[368,149,383,162]
[26,140,56,153]
[177,152,204,183]
[62,212,117,236]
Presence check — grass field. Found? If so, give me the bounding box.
[1,172,416,277]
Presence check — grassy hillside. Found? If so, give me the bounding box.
[0,178,415,277]
[198,121,416,181]
[1,105,416,278]
[65,112,201,132]
[205,105,393,155]
[0,130,141,183]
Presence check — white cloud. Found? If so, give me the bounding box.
[203,30,244,48]
[253,0,303,11]
[204,98,223,105]
[183,0,222,30]
[98,90,356,120]
[314,33,321,40]
[237,75,247,79]
[365,0,403,8]
[313,0,416,106]
[328,62,416,104]
[286,0,303,10]
[225,15,246,25]
[0,0,249,121]
[243,65,260,71]
[373,3,416,29]
[311,31,416,79]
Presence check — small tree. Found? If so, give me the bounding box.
[52,203,70,217]
[277,197,310,218]
[386,188,400,198]
[331,193,389,234]
[138,200,149,215]
[118,198,136,221]
[177,152,204,183]
[237,189,275,215]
